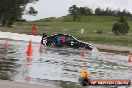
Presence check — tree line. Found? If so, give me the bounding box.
[0,0,38,26]
[69,5,131,21]
[69,5,130,35]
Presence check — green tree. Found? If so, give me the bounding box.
[95,7,102,15]
[79,7,93,15]
[68,5,80,21]
[112,16,129,35]
[0,0,38,26]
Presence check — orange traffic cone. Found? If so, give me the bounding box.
[4,40,8,49]
[81,67,89,78]
[128,55,132,62]
[26,40,33,56]
[32,24,37,36]
[84,71,89,78]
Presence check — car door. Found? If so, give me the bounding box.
[53,35,66,47]
[65,35,78,48]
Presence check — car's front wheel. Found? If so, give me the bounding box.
[78,46,85,50]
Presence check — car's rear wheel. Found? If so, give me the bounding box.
[48,42,55,47]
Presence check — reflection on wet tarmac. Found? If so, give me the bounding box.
[0,46,19,80]
[0,40,131,88]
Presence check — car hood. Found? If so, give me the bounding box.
[78,40,93,48]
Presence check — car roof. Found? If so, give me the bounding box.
[50,34,68,36]
[48,34,77,40]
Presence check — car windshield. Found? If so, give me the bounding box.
[66,36,77,41]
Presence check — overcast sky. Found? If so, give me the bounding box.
[22,0,132,21]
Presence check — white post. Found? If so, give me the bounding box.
[81,29,84,34]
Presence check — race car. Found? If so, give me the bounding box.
[41,34,93,50]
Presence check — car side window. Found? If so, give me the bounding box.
[54,35,65,43]
[48,36,56,41]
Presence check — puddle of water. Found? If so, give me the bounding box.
[0,39,131,88]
